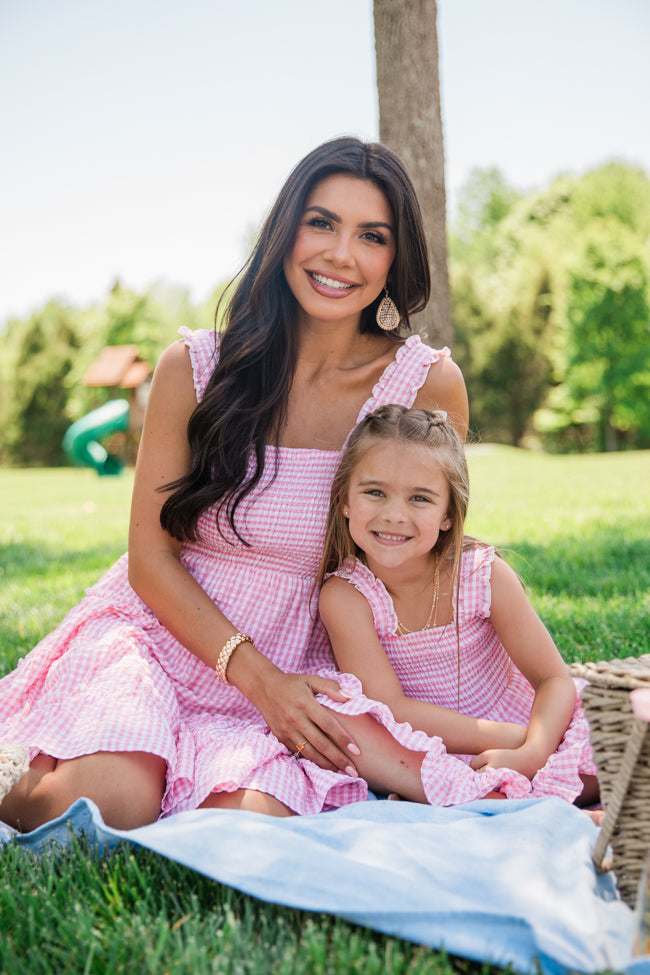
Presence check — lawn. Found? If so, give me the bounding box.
[1,451,648,974]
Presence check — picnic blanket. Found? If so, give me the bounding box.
[1,795,646,975]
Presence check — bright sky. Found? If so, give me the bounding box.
[2,0,649,326]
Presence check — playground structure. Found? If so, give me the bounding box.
[62,346,152,475]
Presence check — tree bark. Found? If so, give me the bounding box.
[373,0,452,347]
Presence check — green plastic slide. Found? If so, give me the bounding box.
[62,399,130,475]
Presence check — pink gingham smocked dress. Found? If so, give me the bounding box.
[318,547,597,804]
[0,327,469,818]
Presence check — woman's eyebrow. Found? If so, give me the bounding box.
[305,205,393,233]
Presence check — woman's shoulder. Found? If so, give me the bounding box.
[410,340,468,438]
[363,334,446,414]
[177,327,221,402]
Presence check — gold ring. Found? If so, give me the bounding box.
[293,740,307,759]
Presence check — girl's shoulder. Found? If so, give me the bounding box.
[460,540,495,574]
[178,327,221,402]
[325,557,379,596]
[457,541,496,619]
[322,558,397,635]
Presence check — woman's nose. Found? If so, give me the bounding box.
[326,232,353,266]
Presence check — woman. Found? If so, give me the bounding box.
[0,136,469,830]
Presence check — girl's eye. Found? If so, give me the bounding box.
[364,489,384,497]
[411,495,432,504]
[361,230,388,245]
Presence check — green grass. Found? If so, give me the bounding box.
[1,451,649,974]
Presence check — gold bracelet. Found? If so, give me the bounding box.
[214,632,253,684]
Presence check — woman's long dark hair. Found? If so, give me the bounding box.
[160,136,431,543]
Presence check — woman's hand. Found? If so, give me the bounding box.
[233,658,361,776]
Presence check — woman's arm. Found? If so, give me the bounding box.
[469,556,577,778]
[412,356,469,441]
[128,341,359,775]
[319,576,526,754]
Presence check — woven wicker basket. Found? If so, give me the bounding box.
[570,654,650,907]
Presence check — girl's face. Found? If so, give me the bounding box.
[283,174,396,329]
[344,440,452,576]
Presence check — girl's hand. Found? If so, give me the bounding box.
[470,743,548,781]
[242,667,361,776]
[479,720,528,751]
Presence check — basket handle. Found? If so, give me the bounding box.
[593,716,648,873]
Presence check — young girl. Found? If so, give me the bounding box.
[316,404,599,807]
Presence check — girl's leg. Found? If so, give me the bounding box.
[334,713,428,801]
[200,790,294,817]
[574,773,600,808]
[335,713,506,804]
[0,751,166,832]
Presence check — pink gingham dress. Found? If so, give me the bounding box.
[321,548,597,803]
[0,327,455,818]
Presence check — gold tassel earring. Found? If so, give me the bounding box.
[376,289,401,331]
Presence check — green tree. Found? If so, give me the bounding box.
[450,166,521,259]
[563,219,650,450]
[2,302,80,466]
[451,162,650,450]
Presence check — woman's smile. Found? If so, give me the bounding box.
[306,270,360,297]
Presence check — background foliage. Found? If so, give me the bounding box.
[1,161,649,465]
[450,162,650,451]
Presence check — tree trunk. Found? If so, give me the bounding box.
[373,0,452,347]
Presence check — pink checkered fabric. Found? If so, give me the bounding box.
[0,328,450,817]
[328,551,597,803]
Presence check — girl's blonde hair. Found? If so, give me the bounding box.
[318,405,473,593]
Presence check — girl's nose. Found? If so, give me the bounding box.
[382,498,407,523]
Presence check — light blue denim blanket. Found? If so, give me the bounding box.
[1,795,645,975]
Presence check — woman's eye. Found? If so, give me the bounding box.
[306,216,332,230]
[361,230,387,245]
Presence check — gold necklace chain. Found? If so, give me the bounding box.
[396,564,441,636]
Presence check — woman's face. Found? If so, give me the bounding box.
[283,174,396,329]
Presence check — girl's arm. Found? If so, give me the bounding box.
[128,341,359,775]
[469,556,577,778]
[319,576,526,754]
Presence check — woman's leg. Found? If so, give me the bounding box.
[0,750,166,832]
[200,789,294,817]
